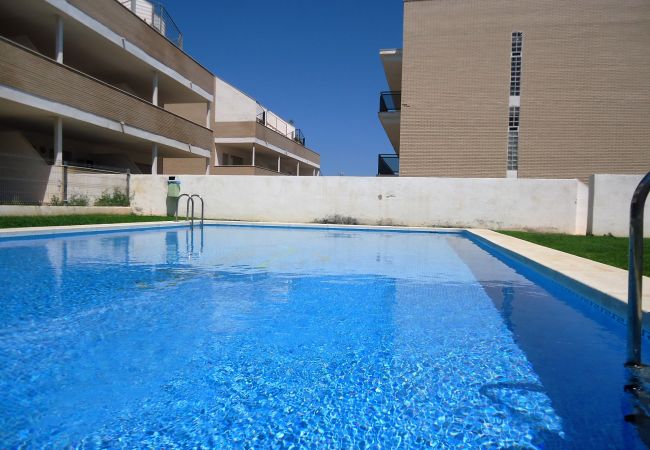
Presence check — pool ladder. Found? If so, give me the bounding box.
[627,171,650,367]
[175,194,204,228]
[625,171,650,433]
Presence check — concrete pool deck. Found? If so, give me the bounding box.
[468,229,650,329]
[0,220,185,238]
[0,220,647,329]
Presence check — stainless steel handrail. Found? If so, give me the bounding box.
[175,193,195,228]
[190,194,204,227]
[627,171,650,366]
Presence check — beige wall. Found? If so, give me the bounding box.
[211,166,283,176]
[214,77,258,123]
[401,0,650,181]
[164,103,208,127]
[162,158,207,175]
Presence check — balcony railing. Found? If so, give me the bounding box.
[378,154,399,176]
[379,91,401,113]
[256,110,307,147]
[256,111,266,125]
[292,129,306,146]
[118,0,183,48]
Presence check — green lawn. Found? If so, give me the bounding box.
[0,214,172,229]
[498,231,650,276]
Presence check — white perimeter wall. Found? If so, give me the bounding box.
[589,174,650,237]
[131,175,588,234]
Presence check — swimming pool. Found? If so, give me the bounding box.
[0,224,647,448]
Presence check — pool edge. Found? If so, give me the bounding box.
[466,229,650,331]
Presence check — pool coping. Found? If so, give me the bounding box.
[0,219,645,329]
[0,220,188,238]
[467,229,650,329]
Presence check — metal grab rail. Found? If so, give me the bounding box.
[627,171,650,366]
[175,194,204,228]
[175,194,194,227]
[191,194,204,227]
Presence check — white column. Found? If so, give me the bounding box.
[313,168,316,176]
[251,144,256,167]
[151,143,158,175]
[54,117,63,165]
[152,71,159,106]
[206,102,211,128]
[296,162,300,176]
[55,16,64,64]
[277,156,281,173]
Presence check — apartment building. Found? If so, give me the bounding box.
[0,0,319,204]
[210,77,320,177]
[162,77,321,176]
[378,0,650,180]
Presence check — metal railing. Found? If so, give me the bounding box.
[191,194,204,227]
[119,0,183,48]
[256,109,307,147]
[292,129,306,146]
[379,91,402,113]
[627,171,650,366]
[175,193,204,228]
[378,154,399,176]
[0,162,130,206]
[256,111,266,125]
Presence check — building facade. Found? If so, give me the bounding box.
[0,0,319,204]
[379,0,650,180]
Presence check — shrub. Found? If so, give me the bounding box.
[49,194,89,206]
[67,194,89,206]
[49,195,64,206]
[314,214,359,225]
[94,188,130,207]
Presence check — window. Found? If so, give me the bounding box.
[508,106,520,128]
[509,32,523,96]
[507,32,523,171]
[507,130,519,171]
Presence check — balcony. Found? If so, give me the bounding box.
[0,37,212,154]
[257,110,307,147]
[379,91,401,113]
[118,0,183,48]
[378,154,399,176]
[378,91,401,153]
[380,48,402,92]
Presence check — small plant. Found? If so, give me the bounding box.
[49,195,64,206]
[314,214,359,225]
[67,194,89,206]
[50,194,89,206]
[94,188,130,207]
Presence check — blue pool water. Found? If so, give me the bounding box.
[0,225,647,448]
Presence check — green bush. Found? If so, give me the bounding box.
[50,193,89,206]
[94,189,130,207]
[67,194,89,206]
